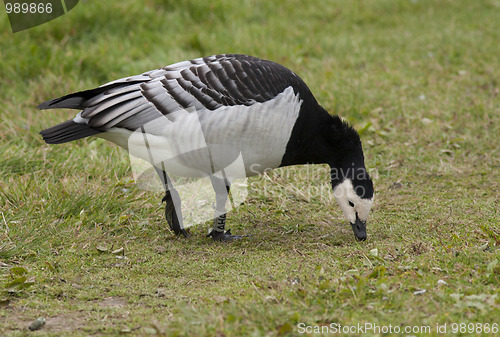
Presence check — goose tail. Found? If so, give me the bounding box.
[40,120,102,144]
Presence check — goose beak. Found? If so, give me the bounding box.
[351,216,367,241]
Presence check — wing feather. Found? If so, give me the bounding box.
[87,97,143,128]
[84,83,143,107]
[39,54,315,133]
[82,91,143,118]
[100,103,162,130]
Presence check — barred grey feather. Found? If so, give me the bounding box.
[39,54,314,134]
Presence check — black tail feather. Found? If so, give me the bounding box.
[40,120,102,144]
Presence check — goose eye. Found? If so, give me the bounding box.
[348,201,354,207]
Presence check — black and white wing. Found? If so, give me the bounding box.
[39,54,314,136]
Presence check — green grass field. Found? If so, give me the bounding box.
[0,0,499,336]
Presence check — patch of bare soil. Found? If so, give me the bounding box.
[0,296,129,334]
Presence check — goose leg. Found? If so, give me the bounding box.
[155,168,189,238]
[207,175,244,241]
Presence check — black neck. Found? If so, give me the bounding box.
[280,104,365,170]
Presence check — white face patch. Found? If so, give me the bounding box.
[333,179,373,224]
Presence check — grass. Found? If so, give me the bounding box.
[0,0,499,335]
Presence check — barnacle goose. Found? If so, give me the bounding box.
[39,54,374,241]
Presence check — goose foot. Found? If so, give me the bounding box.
[207,229,245,241]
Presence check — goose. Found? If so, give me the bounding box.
[39,54,374,241]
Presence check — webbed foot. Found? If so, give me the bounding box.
[207,229,245,241]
